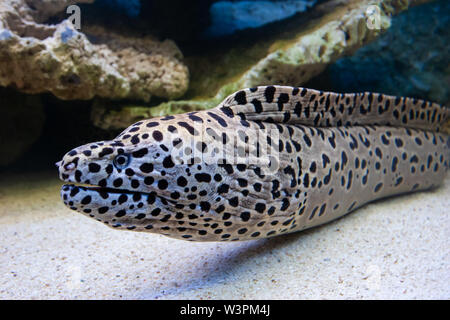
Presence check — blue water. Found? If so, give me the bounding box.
[204,0,316,37]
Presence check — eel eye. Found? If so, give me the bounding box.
[113,154,130,169]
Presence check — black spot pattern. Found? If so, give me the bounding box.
[58,85,449,242]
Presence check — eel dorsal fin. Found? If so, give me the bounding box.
[216,86,449,132]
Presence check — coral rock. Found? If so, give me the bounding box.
[0,0,189,101]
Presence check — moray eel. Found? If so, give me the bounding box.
[58,86,449,241]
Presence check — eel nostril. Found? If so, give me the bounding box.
[64,162,76,171]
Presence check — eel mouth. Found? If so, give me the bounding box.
[63,184,147,196]
[60,183,155,215]
[59,184,211,235]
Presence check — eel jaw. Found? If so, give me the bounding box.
[60,184,155,226]
[59,184,212,240]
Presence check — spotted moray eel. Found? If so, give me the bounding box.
[58,86,449,241]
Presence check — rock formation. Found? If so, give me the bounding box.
[0,0,189,101]
[92,0,436,130]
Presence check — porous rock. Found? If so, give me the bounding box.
[0,0,189,101]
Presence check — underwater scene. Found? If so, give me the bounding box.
[0,0,449,300]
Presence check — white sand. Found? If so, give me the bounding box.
[0,171,449,299]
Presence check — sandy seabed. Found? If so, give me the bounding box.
[0,171,449,299]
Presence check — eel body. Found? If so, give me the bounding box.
[58,86,449,241]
